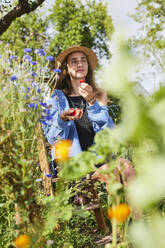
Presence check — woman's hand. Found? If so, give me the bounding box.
[78,83,96,105]
[60,108,83,121]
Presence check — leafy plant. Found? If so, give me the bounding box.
[0,11,49,57]
[0,47,58,246]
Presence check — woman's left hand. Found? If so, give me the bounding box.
[78,83,96,104]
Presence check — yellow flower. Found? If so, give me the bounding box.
[54,139,72,162]
[14,234,30,248]
[108,203,131,223]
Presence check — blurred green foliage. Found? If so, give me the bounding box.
[48,0,114,61]
[0,11,49,57]
[0,195,15,247]
[131,0,165,73]
[0,0,114,65]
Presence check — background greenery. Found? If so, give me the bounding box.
[0,0,113,63]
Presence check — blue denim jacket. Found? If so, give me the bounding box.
[42,89,114,159]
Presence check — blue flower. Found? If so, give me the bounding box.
[27,87,31,92]
[0,55,2,58]
[46,56,54,62]
[31,72,37,77]
[23,55,32,62]
[36,49,46,56]
[30,61,37,65]
[24,48,32,53]
[10,75,18,81]
[45,173,53,178]
[28,103,38,109]
[32,82,38,87]
[37,88,41,93]
[42,109,51,116]
[9,55,17,60]
[39,102,47,107]
[53,69,62,73]
[40,120,47,125]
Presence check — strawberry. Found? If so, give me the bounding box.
[69,108,79,116]
[72,109,77,116]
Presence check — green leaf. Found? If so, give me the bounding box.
[72,209,90,218]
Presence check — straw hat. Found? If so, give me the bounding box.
[55,45,98,71]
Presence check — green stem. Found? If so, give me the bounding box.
[123,218,129,242]
[21,124,26,179]
[112,218,117,248]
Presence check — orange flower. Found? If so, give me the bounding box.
[14,234,30,248]
[108,203,131,223]
[54,139,72,162]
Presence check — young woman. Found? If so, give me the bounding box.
[42,46,135,188]
[42,46,114,165]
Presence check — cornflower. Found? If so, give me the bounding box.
[31,72,37,77]
[27,87,31,92]
[30,61,37,65]
[45,173,53,178]
[53,69,62,73]
[46,56,54,61]
[10,75,18,81]
[23,55,31,62]
[40,120,47,125]
[24,48,32,53]
[28,103,38,109]
[39,102,47,107]
[9,55,17,60]
[31,82,38,87]
[36,48,46,56]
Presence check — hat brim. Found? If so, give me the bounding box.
[55,46,97,71]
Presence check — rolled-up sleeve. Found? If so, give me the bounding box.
[87,100,114,133]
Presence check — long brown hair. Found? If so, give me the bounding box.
[51,52,99,95]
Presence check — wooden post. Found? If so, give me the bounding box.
[36,122,54,196]
[88,180,107,232]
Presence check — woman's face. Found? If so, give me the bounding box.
[67,52,88,81]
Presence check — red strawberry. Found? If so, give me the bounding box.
[69,108,78,116]
[72,109,77,116]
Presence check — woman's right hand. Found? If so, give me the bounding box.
[60,108,83,121]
